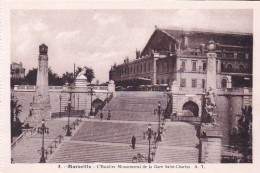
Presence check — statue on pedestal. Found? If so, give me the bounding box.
[205,87,218,126]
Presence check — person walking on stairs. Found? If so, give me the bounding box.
[107,110,111,120]
[132,135,136,149]
[100,111,104,121]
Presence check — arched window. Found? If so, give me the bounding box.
[239,64,245,69]
[221,78,228,88]
[161,79,164,84]
[226,64,232,69]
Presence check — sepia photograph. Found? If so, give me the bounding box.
[8,8,253,165]
[1,1,259,172]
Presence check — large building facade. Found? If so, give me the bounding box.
[110,27,252,91]
[109,27,252,118]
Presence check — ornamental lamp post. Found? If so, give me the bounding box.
[66,94,72,136]
[88,86,95,116]
[154,102,164,142]
[38,119,49,163]
[77,94,80,114]
[143,124,157,163]
[59,95,62,118]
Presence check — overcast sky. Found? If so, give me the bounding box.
[11,9,252,83]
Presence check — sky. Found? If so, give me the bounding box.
[11,9,253,83]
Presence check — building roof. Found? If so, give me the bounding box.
[159,26,252,37]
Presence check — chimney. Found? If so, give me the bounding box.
[200,44,206,55]
[136,49,140,59]
[182,32,189,50]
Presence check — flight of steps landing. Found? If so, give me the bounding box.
[11,119,68,163]
[96,92,167,121]
[71,121,157,145]
[49,142,148,163]
[154,122,199,163]
[49,120,158,163]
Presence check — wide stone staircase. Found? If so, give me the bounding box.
[71,121,157,144]
[12,91,200,163]
[49,141,148,163]
[154,122,199,163]
[11,119,68,163]
[95,92,167,121]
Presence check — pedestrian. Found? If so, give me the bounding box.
[107,110,111,120]
[100,110,103,121]
[132,135,136,149]
[29,103,32,116]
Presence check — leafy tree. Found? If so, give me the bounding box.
[62,72,74,85]
[11,99,23,141]
[23,67,63,86]
[75,66,95,84]
[48,67,63,86]
[230,106,252,163]
[25,68,38,85]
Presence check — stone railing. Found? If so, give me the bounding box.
[11,127,37,149]
[13,85,109,92]
[45,134,64,162]
[14,85,36,91]
[217,87,252,95]
[170,116,201,122]
[48,86,63,90]
[178,87,204,94]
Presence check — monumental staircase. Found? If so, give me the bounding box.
[12,91,200,163]
[95,92,167,121]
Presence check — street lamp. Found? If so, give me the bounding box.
[59,95,62,118]
[66,94,72,136]
[154,102,164,142]
[88,86,95,116]
[38,119,49,163]
[143,124,157,163]
[77,95,80,114]
[11,91,14,100]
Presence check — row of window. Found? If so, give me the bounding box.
[117,61,152,76]
[157,60,171,72]
[180,78,206,88]
[156,79,170,85]
[180,60,207,72]
[180,60,246,72]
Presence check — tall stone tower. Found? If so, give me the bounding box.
[32,44,51,121]
[206,40,217,90]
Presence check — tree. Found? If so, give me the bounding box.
[75,66,95,84]
[48,67,63,86]
[11,99,23,141]
[230,106,252,163]
[25,68,38,85]
[62,72,74,85]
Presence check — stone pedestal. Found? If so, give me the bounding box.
[108,80,115,94]
[171,80,178,115]
[200,123,223,163]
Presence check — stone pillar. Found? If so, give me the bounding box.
[108,80,115,94]
[31,44,51,122]
[206,40,217,91]
[153,58,157,85]
[200,124,223,163]
[171,80,178,115]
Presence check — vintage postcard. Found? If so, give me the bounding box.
[1,0,260,173]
